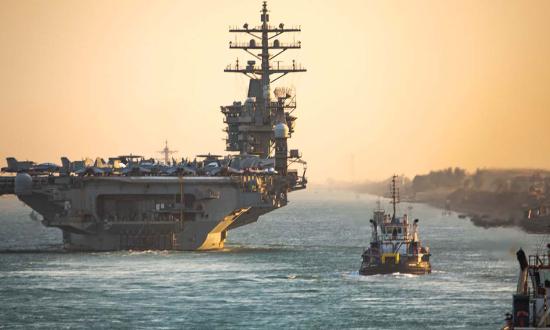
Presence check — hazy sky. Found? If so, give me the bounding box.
[1,0,549,183]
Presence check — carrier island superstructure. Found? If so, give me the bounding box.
[0,2,307,251]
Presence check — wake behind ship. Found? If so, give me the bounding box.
[360,175,431,275]
[0,2,307,251]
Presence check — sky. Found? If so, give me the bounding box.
[1,0,549,183]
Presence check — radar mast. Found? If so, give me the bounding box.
[222,1,306,158]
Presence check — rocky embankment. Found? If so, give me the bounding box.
[351,168,550,233]
[413,189,529,230]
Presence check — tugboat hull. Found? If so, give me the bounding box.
[359,261,431,276]
[359,176,432,276]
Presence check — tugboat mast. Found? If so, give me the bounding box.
[390,175,400,221]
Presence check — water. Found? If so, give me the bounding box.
[0,190,543,329]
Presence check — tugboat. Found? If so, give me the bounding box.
[502,245,550,329]
[359,175,431,275]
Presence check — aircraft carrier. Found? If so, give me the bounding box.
[0,2,307,251]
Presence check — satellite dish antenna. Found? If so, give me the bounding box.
[273,86,294,99]
[273,87,286,98]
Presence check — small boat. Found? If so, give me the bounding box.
[502,245,550,329]
[359,175,431,276]
[442,199,452,216]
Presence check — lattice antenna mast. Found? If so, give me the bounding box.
[224,1,306,158]
[157,140,177,164]
[390,175,400,220]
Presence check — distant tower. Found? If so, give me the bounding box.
[222,1,306,158]
[350,154,355,182]
[158,140,177,164]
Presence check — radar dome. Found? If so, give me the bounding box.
[274,123,289,138]
[14,173,33,196]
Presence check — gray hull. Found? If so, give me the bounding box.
[7,175,281,251]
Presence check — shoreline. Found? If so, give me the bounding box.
[353,187,549,234]
[412,191,549,234]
